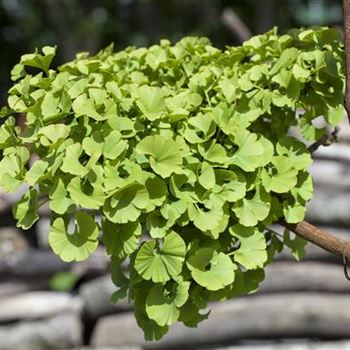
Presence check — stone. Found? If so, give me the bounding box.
[0,311,82,350]
[92,293,350,348]
[309,160,350,188]
[0,279,47,298]
[62,347,141,350]
[36,218,50,248]
[0,228,28,260]
[209,341,350,349]
[0,291,83,322]
[80,275,131,319]
[306,186,350,226]
[260,261,350,293]
[313,143,350,163]
[0,249,71,278]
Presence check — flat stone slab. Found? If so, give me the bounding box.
[79,275,132,318]
[261,261,350,293]
[0,291,83,322]
[92,293,350,348]
[211,341,350,350]
[0,311,82,350]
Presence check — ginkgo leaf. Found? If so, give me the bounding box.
[230,225,267,269]
[104,183,149,224]
[134,85,166,121]
[25,160,48,186]
[188,201,224,233]
[67,177,105,210]
[283,229,307,261]
[48,211,99,262]
[233,187,271,227]
[261,156,298,193]
[102,220,141,259]
[146,211,169,238]
[232,130,265,172]
[136,135,184,178]
[198,141,230,165]
[134,231,186,283]
[198,162,215,190]
[13,188,39,229]
[61,143,87,176]
[49,179,75,214]
[187,248,236,291]
[146,280,190,326]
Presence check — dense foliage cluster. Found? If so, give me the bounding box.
[0,27,344,339]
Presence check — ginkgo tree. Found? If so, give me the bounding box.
[0,25,348,340]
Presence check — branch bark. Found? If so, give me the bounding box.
[343,0,350,124]
[282,221,350,261]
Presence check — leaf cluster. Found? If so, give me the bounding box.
[0,27,344,340]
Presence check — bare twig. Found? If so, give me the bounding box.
[221,8,252,43]
[307,127,339,154]
[343,0,350,124]
[282,220,350,261]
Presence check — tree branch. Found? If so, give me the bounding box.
[282,220,350,261]
[343,0,350,124]
[307,127,339,154]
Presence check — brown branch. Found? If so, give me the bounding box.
[343,0,350,124]
[307,127,339,154]
[282,220,350,261]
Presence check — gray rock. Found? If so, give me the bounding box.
[0,311,82,350]
[62,347,141,350]
[210,341,350,350]
[260,261,350,293]
[0,279,47,298]
[211,342,350,350]
[0,250,71,278]
[313,143,350,163]
[0,228,28,260]
[80,275,131,318]
[0,291,83,322]
[309,160,350,188]
[306,186,350,226]
[92,293,350,348]
[36,218,50,248]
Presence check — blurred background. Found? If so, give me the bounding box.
[1,0,350,350]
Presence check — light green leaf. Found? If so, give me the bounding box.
[146,280,190,326]
[49,179,75,214]
[67,177,105,210]
[61,143,87,176]
[134,231,186,283]
[102,220,141,259]
[232,130,265,172]
[13,188,39,229]
[261,156,298,193]
[48,211,99,262]
[134,85,166,121]
[104,183,149,224]
[187,248,236,291]
[283,229,307,261]
[136,135,183,178]
[25,160,48,186]
[198,162,215,190]
[20,46,56,73]
[230,225,267,269]
[233,187,271,227]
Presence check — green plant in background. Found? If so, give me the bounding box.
[0,27,344,340]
